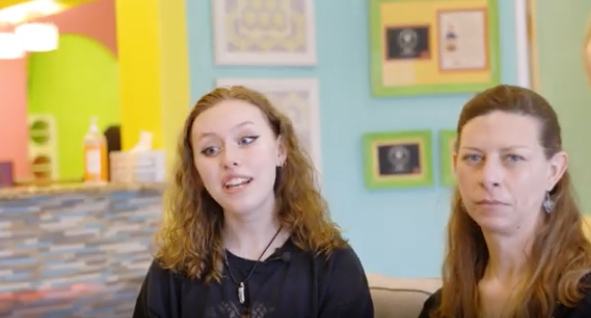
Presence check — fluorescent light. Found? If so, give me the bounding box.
[15,22,58,52]
[0,0,63,24]
[0,32,24,59]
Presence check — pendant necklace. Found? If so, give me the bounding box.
[224,225,283,306]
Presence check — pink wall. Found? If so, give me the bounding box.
[38,0,117,55]
[0,0,116,181]
[0,59,28,179]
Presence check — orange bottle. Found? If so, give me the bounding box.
[83,117,108,183]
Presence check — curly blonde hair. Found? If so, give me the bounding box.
[154,86,346,282]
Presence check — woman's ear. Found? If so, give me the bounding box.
[547,151,568,191]
[276,135,287,167]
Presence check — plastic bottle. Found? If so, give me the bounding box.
[83,116,108,183]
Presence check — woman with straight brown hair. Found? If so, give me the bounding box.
[420,85,591,318]
[133,86,373,318]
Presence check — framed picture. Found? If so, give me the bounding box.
[216,78,322,171]
[439,129,457,187]
[212,0,317,65]
[437,9,488,72]
[363,130,433,189]
[370,0,500,96]
[386,25,431,60]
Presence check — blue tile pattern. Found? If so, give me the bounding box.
[0,188,162,317]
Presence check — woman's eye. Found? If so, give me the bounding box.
[462,153,481,163]
[238,135,259,146]
[505,154,525,163]
[201,146,220,156]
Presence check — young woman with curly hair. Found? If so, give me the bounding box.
[420,85,591,318]
[133,86,373,318]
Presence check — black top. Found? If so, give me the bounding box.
[419,287,591,318]
[133,238,373,318]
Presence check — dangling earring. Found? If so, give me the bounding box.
[543,191,555,214]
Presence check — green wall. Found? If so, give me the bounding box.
[535,2,591,212]
[28,34,120,181]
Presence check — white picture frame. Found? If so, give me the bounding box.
[437,9,488,71]
[212,0,317,65]
[216,78,322,173]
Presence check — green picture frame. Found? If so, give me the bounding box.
[370,0,500,96]
[439,129,457,187]
[363,130,433,189]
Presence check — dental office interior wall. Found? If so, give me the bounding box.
[535,0,591,215]
[186,0,521,277]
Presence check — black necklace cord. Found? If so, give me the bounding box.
[223,225,283,305]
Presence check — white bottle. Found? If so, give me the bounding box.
[83,117,108,183]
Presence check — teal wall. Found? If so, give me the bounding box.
[535,1,591,213]
[28,34,120,181]
[186,0,518,277]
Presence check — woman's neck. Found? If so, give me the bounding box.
[481,213,542,283]
[478,230,534,318]
[482,231,532,284]
[222,211,286,261]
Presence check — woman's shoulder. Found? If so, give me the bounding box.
[562,285,591,317]
[298,242,367,285]
[418,288,441,318]
[554,273,591,318]
[144,258,187,285]
[133,259,185,317]
[147,259,170,276]
[328,243,357,259]
[310,244,373,317]
[313,243,363,270]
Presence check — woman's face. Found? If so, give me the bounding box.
[190,99,286,217]
[455,111,566,235]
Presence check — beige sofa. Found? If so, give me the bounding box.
[367,274,441,318]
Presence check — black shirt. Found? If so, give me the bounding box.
[419,287,591,318]
[133,239,373,318]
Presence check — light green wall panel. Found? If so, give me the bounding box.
[535,2,591,213]
[28,34,120,181]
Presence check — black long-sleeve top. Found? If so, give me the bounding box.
[133,238,373,318]
[419,287,591,318]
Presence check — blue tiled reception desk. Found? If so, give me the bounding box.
[0,184,163,317]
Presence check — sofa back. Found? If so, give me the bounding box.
[367,274,441,318]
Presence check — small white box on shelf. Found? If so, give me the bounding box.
[109,150,165,183]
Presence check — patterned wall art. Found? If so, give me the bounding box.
[212,0,316,65]
[216,78,322,172]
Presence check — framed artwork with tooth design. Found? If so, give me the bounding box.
[363,130,433,189]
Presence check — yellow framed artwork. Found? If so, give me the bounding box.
[363,130,433,189]
[370,0,500,96]
[439,129,457,186]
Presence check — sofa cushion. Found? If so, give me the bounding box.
[367,274,441,318]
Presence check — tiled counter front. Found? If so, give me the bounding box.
[0,185,163,317]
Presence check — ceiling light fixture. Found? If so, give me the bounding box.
[0,32,24,59]
[15,22,59,52]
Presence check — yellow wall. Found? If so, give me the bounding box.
[115,0,189,173]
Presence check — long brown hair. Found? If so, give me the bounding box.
[154,86,345,282]
[434,85,591,317]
